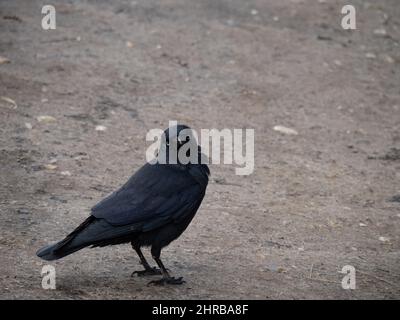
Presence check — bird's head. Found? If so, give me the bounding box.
[163,124,191,145]
[157,124,203,165]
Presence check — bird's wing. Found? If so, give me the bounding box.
[91,163,208,230]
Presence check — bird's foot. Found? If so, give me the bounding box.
[148,276,185,286]
[131,267,162,277]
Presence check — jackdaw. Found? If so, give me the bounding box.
[36,124,210,285]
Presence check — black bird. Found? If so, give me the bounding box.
[36,124,210,285]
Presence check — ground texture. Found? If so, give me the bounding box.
[0,0,399,299]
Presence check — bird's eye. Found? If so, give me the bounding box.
[178,136,189,144]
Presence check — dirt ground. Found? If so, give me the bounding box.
[0,0,399,300]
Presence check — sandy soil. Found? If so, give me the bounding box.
[0,0,399,299]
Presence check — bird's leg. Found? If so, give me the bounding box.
[148,247,185,285]
[131,243,162,277]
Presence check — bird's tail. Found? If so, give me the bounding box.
[36,216,140,261]
[36,216,95,261]
[36,242,85,261]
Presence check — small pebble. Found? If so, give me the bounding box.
[44,164,57,170]
[379,236,390,243]
[226,19,235,26]
[0,56,11,64]
[37,115,56,123]
[17,209,30,215]
[273,125,298,135]
[0,96,17,109]
[373,28,387,36]
[383,55,394,64]
[95,125,107,132]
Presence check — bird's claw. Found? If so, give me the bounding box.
[147,277,185,286]
[131,267,162,277]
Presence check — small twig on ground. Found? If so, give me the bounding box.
[307,277,338,284]
[309,263,314,279]
[285,211,312,219]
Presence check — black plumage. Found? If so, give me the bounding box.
[36,125,210,285]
